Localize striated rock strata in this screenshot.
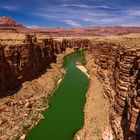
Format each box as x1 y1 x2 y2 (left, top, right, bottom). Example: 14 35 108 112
0 16 25 32
90 40 140 139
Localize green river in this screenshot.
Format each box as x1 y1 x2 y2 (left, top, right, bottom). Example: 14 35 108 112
25 51 89 140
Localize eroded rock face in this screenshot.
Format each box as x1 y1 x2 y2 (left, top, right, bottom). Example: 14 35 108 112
0 35 90 97
0 35 61 96
90 41 140 139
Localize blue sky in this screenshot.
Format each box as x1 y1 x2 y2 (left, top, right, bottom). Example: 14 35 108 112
0 0 140 27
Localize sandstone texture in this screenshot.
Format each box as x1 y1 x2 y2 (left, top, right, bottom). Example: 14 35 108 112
0 35 59 96
89 35 140 139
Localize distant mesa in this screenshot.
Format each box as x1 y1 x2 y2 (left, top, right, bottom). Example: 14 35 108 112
0 16 25 32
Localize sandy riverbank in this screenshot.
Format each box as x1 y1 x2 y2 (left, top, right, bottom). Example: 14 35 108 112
74 53 113 140
76 63 89 78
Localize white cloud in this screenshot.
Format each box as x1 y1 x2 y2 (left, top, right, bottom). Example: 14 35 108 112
60 4 91 8
87 12 111 17
127 10 140 16
26 25 40 28
83 17 120 24
96 5 112 9
60 4 112 9
122 22 140 27
0 5 19 11
65 20 82 27
37 13 59 19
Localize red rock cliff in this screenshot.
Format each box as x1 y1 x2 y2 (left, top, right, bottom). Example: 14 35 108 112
0 35 90 97
0 35 64 96
90 41 140 139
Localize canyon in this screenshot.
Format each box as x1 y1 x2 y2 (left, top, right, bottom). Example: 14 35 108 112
0 16 140 140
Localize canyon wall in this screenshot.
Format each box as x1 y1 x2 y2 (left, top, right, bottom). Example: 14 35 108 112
0 35 59 96
0 35 90 97
90 41 140 139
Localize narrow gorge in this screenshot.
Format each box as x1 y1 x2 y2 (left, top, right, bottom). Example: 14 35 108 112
0 33 140 140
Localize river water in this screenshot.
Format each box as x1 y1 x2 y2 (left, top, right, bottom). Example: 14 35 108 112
25 51 89 140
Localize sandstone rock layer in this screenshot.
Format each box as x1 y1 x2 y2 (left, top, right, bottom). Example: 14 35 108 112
90 40 140 139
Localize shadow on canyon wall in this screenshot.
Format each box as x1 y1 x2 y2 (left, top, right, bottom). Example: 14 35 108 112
0 35 58 98
0 34 91 98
